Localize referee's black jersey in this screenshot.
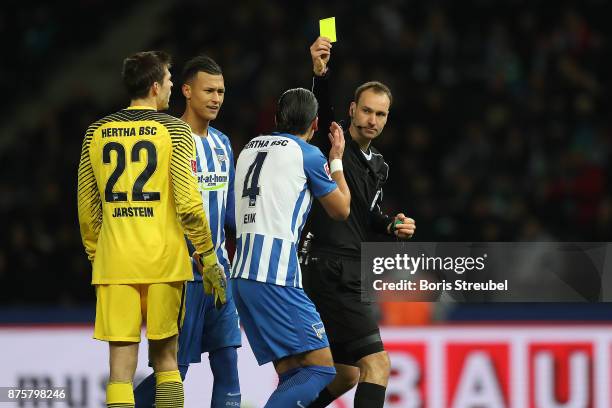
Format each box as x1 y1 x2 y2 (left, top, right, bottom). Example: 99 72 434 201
305 73 393 259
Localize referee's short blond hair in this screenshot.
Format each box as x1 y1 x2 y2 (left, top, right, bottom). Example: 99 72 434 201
354 81 393 107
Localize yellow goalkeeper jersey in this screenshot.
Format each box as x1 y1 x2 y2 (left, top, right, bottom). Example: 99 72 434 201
77 106 214 284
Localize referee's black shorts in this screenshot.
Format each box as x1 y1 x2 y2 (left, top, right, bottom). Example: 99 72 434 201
301 252 384 366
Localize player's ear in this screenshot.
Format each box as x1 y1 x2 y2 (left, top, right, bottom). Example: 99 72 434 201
151 81 160 97
312 116 319 132
182 83 191 99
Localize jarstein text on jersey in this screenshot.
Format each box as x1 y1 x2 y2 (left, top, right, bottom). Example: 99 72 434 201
101 126 158 137
112 206 154 218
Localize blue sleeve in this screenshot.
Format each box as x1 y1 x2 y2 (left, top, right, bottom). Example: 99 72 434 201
225 139 236 232
302 145 337 198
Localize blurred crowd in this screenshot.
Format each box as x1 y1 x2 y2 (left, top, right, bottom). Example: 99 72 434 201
1 0 137 111
1 0 610 306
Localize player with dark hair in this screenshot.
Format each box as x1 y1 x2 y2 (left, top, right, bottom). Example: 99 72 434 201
77 50 226 408
231 87 351 407
134 54 241 408
303 38 416 408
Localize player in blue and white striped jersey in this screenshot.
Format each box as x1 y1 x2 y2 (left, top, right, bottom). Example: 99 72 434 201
232 88 351 407
135 55 241 408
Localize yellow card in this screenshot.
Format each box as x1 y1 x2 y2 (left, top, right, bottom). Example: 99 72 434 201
319 17 337 42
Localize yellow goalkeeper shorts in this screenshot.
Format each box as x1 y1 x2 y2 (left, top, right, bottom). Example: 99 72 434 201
94 282 186 342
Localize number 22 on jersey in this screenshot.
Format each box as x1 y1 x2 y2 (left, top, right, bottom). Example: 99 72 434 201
102 140 161 202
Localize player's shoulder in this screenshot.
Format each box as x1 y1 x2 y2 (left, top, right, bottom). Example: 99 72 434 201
273 132 321 154
277 133 327 169
209 126 232 146
149 112 189 130
86 109 187 131
85 109 128 134
294 136 325 160
143 113 192 140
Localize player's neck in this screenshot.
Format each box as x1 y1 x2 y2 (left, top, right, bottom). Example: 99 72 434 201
295 129 314 142
181 111 210 137
348 125 372 152
130 97 157 110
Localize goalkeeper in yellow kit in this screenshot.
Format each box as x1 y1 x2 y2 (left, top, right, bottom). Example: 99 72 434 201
77 50 226 408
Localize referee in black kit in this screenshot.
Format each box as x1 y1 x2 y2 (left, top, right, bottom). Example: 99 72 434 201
301 37 416 408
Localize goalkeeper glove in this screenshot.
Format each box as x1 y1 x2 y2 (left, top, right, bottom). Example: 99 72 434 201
192 250 227 309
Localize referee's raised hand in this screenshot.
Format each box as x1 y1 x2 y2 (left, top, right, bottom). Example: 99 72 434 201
310 36 332 76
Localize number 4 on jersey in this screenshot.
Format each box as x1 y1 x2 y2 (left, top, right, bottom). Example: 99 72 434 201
242 151 268 207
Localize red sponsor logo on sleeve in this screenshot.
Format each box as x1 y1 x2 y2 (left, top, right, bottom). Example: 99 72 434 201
324 162 331 179
191 159 197 174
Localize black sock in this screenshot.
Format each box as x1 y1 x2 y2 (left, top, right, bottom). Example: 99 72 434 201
307 387 336 408
354 382 386 408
